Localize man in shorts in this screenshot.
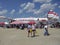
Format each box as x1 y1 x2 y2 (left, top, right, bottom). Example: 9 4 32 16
32 24 36 37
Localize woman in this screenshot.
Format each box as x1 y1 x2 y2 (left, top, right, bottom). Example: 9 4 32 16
27 24 32 37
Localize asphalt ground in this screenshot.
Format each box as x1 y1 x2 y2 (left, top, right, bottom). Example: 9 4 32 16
0 27 60 45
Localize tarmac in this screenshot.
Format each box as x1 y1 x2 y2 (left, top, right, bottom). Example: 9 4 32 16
0 27 60 45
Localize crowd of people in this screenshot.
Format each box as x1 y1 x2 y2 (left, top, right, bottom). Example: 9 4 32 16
27 24 49 37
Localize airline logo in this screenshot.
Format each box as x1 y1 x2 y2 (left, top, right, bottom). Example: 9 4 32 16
48 10 59 19
48 10 54 18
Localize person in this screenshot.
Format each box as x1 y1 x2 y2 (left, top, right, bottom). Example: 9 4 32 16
44 24 49 36
16 25 19 29
27 24 32 37
32 24 36 37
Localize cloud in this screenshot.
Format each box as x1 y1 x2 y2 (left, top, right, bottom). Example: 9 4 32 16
24 2 35 13
20 3 26 8
0 6 2 8
19 2 35 14
19 2 58 17
19 3 26 14
19 9 23 14
0 10 8 15
23 2 35 10
58 6 60 8
34 3 58 15
10 9 15 14
33 0 52 3
0 5 2 8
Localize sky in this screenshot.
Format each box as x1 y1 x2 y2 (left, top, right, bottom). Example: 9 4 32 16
0 0 60 19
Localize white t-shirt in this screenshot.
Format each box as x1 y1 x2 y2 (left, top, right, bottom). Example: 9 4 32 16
28 25 31 29
32 25 35 30
44 25 48 32
44 25 48 29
